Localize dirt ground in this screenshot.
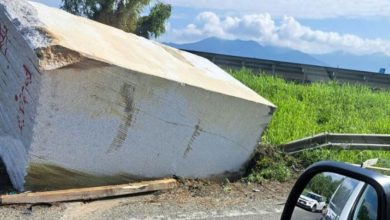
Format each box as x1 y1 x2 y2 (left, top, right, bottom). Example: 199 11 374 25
0 178 295 220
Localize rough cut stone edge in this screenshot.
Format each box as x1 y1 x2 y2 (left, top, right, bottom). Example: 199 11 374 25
0 0 51 49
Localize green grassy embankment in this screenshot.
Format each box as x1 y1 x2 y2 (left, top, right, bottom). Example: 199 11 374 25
230 69 390 182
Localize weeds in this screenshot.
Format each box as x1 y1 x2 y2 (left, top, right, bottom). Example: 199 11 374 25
245 144 298 183
231 69 390 182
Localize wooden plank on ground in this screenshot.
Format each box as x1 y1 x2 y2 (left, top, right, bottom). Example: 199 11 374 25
0 178 177 205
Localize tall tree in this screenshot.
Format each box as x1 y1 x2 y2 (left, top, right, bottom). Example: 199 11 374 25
307 173 343 200
61 0 171 39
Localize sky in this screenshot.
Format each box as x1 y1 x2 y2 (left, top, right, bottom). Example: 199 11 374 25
31 0 390 57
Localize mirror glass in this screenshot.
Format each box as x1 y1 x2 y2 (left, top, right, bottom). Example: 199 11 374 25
291 172 378 220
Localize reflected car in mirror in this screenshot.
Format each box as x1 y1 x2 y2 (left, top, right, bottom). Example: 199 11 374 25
281 161 390 220
297 191 327 212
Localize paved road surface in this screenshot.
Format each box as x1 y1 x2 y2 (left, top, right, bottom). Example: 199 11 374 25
292 206 325 220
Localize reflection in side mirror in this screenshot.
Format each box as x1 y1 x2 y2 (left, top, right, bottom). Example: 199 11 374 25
291 172 378 220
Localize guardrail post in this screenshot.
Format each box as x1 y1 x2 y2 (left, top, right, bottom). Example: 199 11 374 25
241 60 246 69
301 66 306 83
272 64 276 75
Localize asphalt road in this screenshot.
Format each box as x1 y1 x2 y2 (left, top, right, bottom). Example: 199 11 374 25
292 206 325 220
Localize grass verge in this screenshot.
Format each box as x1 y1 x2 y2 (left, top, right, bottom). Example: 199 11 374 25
230 69 390 182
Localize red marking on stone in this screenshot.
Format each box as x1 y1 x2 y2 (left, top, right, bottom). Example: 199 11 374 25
19 106 24 114
15 65 34 132
24 65 32 82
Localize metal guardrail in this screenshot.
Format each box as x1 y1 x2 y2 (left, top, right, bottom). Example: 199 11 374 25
281 133 390 154
186 50 390 89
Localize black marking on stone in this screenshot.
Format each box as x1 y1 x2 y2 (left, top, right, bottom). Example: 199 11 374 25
108 83 136 153
183 120 202 158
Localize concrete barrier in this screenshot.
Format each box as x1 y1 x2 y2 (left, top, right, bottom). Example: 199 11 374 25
186 50 390 89
0 0 275 191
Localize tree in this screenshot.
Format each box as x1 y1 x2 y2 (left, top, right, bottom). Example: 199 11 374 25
307 173 343 200
357 205 371 220
61 0 171 39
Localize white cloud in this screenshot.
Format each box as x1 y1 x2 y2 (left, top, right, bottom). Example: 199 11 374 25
167 12 390 56
162 0 390 19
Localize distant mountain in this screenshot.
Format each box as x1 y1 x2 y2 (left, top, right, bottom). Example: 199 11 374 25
165 37 326 66
314 52 390 73
165 38 390 73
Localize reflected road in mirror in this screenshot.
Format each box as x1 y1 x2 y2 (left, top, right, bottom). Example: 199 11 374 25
293 206 324 220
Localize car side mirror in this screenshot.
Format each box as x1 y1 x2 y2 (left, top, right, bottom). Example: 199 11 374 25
281 161 390 220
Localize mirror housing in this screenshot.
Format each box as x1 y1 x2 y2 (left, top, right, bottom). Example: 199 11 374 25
281 161 390 220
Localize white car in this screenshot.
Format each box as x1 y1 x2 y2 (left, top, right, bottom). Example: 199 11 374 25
297 191 327 212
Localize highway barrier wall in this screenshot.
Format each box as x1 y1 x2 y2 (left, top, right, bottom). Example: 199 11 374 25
186 50 390 89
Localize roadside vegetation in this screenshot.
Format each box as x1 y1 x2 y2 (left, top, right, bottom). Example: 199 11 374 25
230 68 390 182
61 0 171 39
